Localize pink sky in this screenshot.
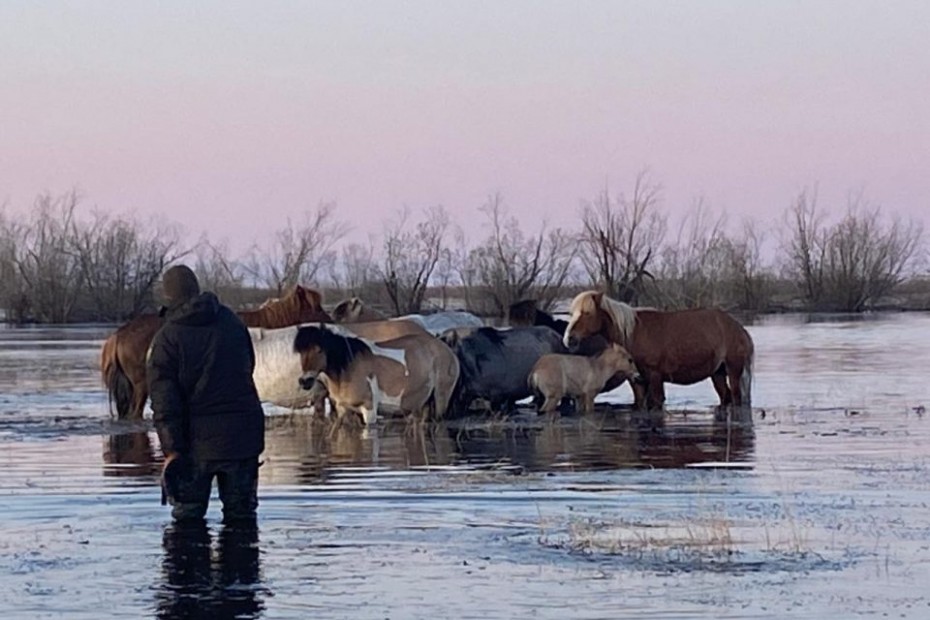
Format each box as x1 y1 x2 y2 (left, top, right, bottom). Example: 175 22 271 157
1 1 927 253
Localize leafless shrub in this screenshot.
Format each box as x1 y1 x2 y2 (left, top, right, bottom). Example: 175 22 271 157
377 205 451 315
653 201 732 308
578 171 667 304
324 240 386 307
781 188 923 311
725 220 775 311
6 191 84 323
245 202 349 296
192 237 250 308
69 211 185 320
0 208 29 322
461 194 577 317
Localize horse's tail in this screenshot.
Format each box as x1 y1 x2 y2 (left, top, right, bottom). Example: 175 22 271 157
739 348 754 407
100 334 133 419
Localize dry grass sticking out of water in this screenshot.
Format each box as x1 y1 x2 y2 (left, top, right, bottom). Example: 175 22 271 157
546 513 737 564
536 499 826 573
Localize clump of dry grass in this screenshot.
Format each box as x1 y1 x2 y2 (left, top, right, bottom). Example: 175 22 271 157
552 514 737 562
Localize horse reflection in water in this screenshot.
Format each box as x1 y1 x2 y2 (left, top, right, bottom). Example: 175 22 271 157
261 408 755 482
102 431 156 478
155 520 265 620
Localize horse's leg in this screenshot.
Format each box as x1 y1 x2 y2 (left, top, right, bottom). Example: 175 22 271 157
711 365 732 408
540 395 560 413
726 362 745 407
645 375 666 411
123 355 149 420
637 371 662 411
631 381 648 410
580 393 596 414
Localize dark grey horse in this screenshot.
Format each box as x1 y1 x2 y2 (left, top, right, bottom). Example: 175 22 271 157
508 299 568 336
439 326 567 415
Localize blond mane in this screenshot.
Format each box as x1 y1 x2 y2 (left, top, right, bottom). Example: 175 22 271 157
565 290 638 348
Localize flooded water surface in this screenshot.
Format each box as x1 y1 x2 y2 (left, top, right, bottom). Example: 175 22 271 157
2 314 930 618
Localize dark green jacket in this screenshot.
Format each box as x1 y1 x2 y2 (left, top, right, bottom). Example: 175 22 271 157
147 292 264 461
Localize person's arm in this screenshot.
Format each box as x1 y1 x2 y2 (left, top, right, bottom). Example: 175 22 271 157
146 330 188 456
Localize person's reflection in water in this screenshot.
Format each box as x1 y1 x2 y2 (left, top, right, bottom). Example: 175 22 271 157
156 519 265 619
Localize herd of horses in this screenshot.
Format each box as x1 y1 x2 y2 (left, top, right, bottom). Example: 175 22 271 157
99 287 754 425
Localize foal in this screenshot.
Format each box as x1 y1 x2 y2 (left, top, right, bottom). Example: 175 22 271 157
529 343 640 414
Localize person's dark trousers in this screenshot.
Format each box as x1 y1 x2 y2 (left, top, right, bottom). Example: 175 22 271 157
167 457 259 522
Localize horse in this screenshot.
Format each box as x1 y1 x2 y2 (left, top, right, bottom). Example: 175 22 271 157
100 284 332 419
237 285 333 328
249 320 429 410
562 290 754 410
438 326 568 415
508 299 569 336
332 297 388 323
529 343 640 414
293 325 460 426
250 312 482 411
396 310 484 335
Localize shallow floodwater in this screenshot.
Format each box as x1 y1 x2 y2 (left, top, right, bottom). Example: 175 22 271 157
1 314 929 618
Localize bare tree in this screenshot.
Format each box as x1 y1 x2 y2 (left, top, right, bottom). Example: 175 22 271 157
10 191 84 323
0 208 30 322
781 188 828 306
578 170 667 303
246 202 349 295
328 241 376 292
377 206 450 315
326 240 386 308
462 194 577 317
724 219 774 311
654 200 732 308
69 212 185 320
781 188 923 311
192 237 249 308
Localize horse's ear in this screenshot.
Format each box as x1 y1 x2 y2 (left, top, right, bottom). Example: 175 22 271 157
592 291 604 308
350 298 361 311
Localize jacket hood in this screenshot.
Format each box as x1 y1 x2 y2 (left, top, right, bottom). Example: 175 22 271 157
162 292 220 326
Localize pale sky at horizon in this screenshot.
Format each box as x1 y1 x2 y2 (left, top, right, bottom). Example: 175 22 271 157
1 1 927 254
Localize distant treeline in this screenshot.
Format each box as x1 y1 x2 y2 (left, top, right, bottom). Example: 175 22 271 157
1 177 926 324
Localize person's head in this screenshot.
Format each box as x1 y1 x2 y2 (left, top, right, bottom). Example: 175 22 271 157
161 265 200 307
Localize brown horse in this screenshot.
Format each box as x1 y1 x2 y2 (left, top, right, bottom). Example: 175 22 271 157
100 284 333 419
332 297 388 323
562 291 754 410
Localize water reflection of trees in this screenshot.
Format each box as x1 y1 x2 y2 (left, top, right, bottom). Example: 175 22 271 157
261 408 755 485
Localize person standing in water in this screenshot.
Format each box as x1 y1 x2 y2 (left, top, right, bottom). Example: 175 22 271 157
147 264 265 522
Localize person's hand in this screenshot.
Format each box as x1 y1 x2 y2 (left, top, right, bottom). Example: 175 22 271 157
162 452 181 474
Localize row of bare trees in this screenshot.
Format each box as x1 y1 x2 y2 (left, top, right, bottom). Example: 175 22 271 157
0 179 925 323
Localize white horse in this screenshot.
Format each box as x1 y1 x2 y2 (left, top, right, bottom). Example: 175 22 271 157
250 311 483 410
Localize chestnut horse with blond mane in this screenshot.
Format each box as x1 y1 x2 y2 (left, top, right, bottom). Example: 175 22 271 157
100 284 332 419
562 291 753 411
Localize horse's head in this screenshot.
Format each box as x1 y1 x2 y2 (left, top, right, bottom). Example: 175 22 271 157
332 297 363 323
295 285 333 323
563 290 636 350
293 325 330 387
300 370 330 409
599 343 641 383
564 291 608 348
508 299 538 327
